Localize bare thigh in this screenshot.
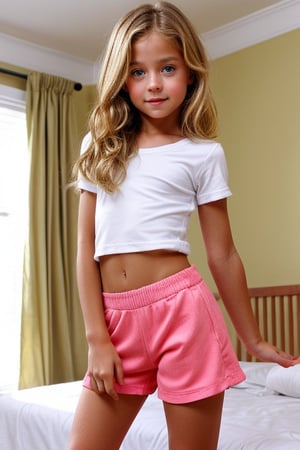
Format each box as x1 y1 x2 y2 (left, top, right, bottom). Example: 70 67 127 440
67 388 147 450
163 392 224 450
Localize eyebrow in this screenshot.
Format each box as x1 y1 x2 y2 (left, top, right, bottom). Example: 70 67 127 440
129 56 180 66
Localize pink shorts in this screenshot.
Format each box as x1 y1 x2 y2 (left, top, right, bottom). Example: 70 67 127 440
83 265 245 403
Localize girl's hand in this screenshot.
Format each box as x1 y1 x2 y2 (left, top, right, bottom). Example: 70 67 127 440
247 340 300 367
88 341 123 400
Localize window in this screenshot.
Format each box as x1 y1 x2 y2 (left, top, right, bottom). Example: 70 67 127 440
0 85 28 392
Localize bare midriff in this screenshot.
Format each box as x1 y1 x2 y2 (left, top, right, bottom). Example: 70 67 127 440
99 250 190 293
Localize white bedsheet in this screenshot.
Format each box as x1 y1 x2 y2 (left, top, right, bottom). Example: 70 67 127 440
0 362 299 450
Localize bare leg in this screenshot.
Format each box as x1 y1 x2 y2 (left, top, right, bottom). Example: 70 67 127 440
163 392 224 450
68 388 147 450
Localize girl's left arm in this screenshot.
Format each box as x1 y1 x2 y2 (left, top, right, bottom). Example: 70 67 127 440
198 198 300 366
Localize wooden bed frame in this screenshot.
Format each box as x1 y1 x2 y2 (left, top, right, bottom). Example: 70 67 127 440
217 284 300 361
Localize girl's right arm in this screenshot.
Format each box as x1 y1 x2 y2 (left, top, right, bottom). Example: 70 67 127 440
77 190 123 400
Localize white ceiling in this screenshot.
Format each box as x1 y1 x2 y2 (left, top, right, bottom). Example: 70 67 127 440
1 0 299 84
0 0 285 61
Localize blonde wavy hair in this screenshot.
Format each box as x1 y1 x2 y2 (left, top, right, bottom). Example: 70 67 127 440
75 1 218 193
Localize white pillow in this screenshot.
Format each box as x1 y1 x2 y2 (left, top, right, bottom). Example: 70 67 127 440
266 365 300 398
235 362 275 388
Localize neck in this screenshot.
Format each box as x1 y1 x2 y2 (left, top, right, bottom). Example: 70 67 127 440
137 131 185 148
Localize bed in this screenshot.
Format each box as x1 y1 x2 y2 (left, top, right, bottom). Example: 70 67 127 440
1 284 299 450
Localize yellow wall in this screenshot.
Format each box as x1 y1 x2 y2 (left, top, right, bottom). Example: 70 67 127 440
188 28 300 290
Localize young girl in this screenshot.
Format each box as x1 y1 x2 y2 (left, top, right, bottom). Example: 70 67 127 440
68 2 299 449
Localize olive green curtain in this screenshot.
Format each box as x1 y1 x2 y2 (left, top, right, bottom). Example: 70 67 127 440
19 72 86 388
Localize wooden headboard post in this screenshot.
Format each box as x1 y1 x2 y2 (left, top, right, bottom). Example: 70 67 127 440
216 285 300 361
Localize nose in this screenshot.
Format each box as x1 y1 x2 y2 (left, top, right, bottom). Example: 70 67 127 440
147 72 162 91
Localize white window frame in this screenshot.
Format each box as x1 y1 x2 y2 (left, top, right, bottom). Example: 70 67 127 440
0 84 26 111
0 83 26 392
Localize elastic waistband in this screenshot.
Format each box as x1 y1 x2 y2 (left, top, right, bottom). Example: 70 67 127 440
103 265 202 310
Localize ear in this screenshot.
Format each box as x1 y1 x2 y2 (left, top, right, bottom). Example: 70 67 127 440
122 83 128 92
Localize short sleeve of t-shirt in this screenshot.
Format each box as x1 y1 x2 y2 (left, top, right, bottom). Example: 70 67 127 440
77 133 97 194
196 143 231 205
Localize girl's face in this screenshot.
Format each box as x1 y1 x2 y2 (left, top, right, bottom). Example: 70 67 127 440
125 31 192 126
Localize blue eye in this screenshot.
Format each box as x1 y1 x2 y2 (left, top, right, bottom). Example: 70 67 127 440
163 65 175 73
131 69 145 77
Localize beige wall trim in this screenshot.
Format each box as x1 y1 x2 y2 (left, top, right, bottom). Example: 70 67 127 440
202 0 300 59
0 32 97 86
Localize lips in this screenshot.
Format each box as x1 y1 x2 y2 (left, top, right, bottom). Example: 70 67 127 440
146 98 167 105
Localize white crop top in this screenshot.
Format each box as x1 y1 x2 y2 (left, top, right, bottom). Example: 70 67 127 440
78 134 232 260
